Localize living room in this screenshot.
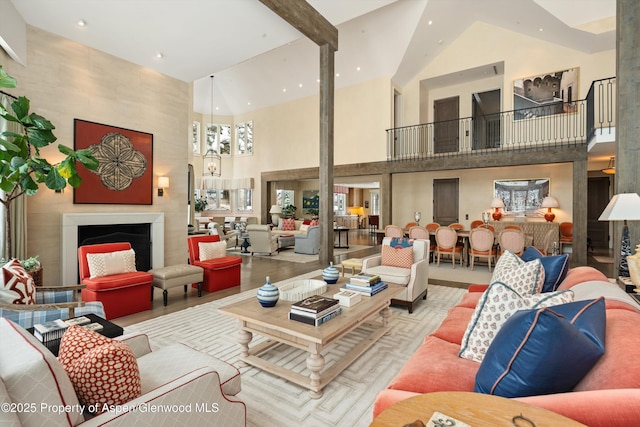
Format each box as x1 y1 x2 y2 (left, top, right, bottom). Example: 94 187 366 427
2 0 636 426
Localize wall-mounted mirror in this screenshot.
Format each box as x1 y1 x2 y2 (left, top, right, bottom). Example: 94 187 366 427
494 178 549 216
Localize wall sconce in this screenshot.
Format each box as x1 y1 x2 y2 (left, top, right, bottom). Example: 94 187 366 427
158 176 169 197
541 195 559 222
490 197 505 220
602 157 616 175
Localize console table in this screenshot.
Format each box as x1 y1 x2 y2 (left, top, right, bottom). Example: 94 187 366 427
490 221 559 251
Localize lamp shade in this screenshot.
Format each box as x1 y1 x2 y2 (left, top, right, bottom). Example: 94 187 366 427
490 197 505 208
269 205 282 214
158 176 170 188
598 193 640 221
541 196 558 208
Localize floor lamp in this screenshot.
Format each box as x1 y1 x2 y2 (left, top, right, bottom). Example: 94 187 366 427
598 193 640 277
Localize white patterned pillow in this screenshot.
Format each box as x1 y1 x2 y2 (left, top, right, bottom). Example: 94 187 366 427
458 282 574 363
491 250 545 295
199 241 227 261
86 249 137 278
0 259 36 305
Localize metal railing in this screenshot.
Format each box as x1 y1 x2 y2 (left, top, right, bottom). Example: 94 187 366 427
387 77 616 161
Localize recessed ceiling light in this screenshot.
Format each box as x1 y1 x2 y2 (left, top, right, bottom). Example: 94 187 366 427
428 20 433 26
247 102 251 106
298 83 303 88
438 40 443 45
356 67 361 71
336 73 340 77
77 19 87 27
316 79 320 83
156 53 164 59
539 28 543 32
282 88 287 92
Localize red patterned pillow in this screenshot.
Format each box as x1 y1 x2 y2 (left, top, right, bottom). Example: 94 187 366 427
381 245 413 268
58 326 141 412
282 219 296 231
310 219 319 226
0 259 36 305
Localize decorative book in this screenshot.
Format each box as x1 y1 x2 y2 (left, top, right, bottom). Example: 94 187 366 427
333 290 361 307
349 273 381 286
33 319 69 342
289 307 342 326
64 316 91 326
291 295 339 313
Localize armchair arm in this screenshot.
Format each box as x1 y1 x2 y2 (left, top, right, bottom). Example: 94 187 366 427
115 333 152 358
81 368 246 427
406 258 429 300
362 254 382 270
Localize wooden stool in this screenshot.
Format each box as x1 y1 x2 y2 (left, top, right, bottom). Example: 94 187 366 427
341 258 363 276
149 264 204 306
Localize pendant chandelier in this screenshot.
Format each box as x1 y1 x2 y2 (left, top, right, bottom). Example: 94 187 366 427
203 75 221 177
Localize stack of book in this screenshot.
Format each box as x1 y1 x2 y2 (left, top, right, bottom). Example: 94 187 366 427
342 273 388 296
33 319 69 343
288 295 342 326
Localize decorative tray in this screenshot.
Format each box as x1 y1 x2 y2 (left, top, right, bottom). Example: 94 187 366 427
278 279 327 301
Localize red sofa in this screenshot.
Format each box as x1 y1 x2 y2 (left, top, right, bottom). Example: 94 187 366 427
373 266 640 426
78 242 153 320
187 235 242 293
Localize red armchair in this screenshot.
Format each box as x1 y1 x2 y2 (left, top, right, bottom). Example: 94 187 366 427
78 242 153 320
187 235 242 293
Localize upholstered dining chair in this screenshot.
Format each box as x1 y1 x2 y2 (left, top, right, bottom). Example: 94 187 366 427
470 220 484 229
425 223 440 259
559 222 573 253
504 225 523 231
448 223 464 231
408 226 429 240
468 227 497 272
404 222 418 231
384 225 404 238
540 228 560 255
498 229 525 256
435 226 463 268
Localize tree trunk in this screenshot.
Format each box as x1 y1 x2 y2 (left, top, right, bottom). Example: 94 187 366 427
2 201 11 259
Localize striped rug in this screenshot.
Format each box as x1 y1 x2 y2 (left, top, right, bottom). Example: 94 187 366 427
125 271 466 426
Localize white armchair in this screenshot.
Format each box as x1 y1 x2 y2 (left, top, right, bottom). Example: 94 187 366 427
0 318 245 426
246 224 278 255
360 237 429 313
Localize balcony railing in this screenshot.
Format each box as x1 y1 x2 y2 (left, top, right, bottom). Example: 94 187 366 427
387 77 616 160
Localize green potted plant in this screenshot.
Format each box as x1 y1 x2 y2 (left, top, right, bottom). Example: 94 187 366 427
194 196 208 213
0 255 42 285
0 65 98 258
282 204 297 219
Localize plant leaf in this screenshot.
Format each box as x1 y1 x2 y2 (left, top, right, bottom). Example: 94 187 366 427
44 167 65 190
0 66 17 89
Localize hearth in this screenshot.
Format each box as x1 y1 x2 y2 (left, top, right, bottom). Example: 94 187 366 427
78 223 151 272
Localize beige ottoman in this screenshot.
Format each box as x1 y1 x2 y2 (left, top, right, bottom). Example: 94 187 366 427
149 264 204 306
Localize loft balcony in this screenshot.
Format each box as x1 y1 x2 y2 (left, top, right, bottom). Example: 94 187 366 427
386 77 616 162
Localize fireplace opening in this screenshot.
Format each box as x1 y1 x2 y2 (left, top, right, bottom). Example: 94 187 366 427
78 223 152 279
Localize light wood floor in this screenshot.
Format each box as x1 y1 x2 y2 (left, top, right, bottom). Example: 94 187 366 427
116 229 381 327
115 229 614 327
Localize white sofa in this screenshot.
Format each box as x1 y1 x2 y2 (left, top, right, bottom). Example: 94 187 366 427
361 237 429 313
271 219 315 237
0 318 245 426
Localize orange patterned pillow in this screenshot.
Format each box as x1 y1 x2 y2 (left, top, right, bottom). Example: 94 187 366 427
310 219 319 226
58 326 141 412
381 245 413 268
282 219 296 231
0 259 36 305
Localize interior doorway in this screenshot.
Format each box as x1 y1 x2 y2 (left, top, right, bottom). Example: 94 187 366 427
434 96 459 154
433 178 459 225
472 89 501 149
588 176 611 249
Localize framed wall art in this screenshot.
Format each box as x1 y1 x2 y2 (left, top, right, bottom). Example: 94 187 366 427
192 121 201 154
494 178 549 217
74 119 153 205
513 68 579 119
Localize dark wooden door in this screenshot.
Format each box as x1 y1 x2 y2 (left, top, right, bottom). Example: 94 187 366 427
433 178 459 225
587 177 610 248
434 97 459 154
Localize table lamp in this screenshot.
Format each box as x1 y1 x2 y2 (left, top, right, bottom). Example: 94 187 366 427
490 198 504 220
598 193 640 277
269 205 282 226
541 196 559 222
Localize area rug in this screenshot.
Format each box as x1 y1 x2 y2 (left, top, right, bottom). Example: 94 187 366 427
124 271 466 426
592 256 614 264
228 245 373 263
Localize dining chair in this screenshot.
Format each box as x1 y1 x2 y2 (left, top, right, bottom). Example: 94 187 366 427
559 222 573 253
435 226 463 268
449 223 464 230
384 225 404 238
408 225 429 240
498 229 525 256
468 227 497 272
404 222 418 231
504 225 522 231
425 223 440 232
540 228 559 255
470 220 484 229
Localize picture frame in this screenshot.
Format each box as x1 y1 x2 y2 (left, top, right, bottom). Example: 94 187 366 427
74 119 153 205
513 68 579 119
192 121 201 154
493 178 550 217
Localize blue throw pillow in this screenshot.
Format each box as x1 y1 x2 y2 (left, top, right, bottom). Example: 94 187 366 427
390 237 412 248
521 246 569 292
474 297 606 398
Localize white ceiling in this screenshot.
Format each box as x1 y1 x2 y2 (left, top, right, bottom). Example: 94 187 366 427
9 0 615 118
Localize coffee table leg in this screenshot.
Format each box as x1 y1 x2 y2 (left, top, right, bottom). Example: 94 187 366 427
237 328 253 367
306 352 325 399
380 305 392 327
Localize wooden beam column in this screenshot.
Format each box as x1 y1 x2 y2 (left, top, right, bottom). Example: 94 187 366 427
319 43 335 265
572 159 588 266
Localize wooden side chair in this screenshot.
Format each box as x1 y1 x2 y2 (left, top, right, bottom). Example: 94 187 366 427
435 226 463 268
384 225 404 238
469 227 497 272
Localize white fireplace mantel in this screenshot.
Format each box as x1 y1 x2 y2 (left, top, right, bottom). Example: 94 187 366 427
62 212 165 284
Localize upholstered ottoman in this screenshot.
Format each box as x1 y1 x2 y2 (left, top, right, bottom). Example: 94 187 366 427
149 264 204 306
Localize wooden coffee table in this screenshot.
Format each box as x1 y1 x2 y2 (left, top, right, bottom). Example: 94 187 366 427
219 279 402 398
371 391 586 426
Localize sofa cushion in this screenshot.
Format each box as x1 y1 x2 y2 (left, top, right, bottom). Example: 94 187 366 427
491 251 545 295
82 271 154 291
521 246 570 292
86 249 137 278
0 259 36 305
199 241 227 261
381 245 413 268
282 218 296 231
362 265 411 286
0 318 84 426
59 325 141 412
475 298 606 398
557 266 608 290
459 282 574 362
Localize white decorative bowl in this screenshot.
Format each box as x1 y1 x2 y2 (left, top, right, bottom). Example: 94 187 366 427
278 279 327 301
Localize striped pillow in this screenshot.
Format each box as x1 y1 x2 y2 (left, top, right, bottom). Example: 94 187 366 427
381 245 413 268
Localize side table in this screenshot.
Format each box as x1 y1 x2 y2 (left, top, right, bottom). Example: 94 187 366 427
371 391 586 426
